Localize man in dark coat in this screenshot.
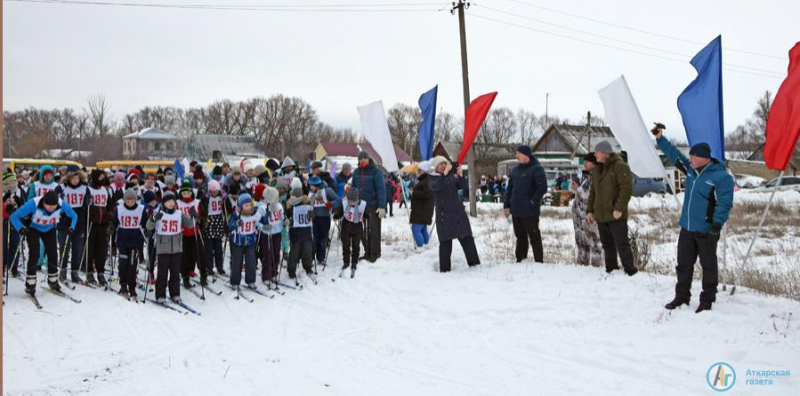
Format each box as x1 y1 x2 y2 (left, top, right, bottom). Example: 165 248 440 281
428 156 480 272
504 145 548 263
409 161 434 248
350 151 387 262
587 140 637 276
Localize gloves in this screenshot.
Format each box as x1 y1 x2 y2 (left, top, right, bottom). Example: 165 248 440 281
707 223 722 244
67 227 75 236
325 202 332 210
503 208 510 218
651 122 666 136
377 208 386 219
264 223 272 232
19 227 28 236
236 219 243 228
189 207 198 219
153 211 164 221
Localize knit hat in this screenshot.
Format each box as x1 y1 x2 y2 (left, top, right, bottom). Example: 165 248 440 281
594 141 614 154
584 152 598 165
128 168 142 179
346 187 360 202
165 175 176 186
275 178 289 191
143 190 157 204
243 161 255 173
430 156 449 171
266 159 281 171
228 184 241 196
42 191 59 206
516 145 534 159
689 142 712 159
310 161 323 170
231 165 242 175
308 176 322 187
418 160 431 173
253 184 266 202
123 188 137 201
42 167 54 178
3 170 17 184
178 179 193 197
290 177 303 191
162 191 176 204
208 180 221 192
237 193 253 207
264 186 280 205
291 187 303 198
254 164 266 176
341 163 352 172
114 171 125 181
193 170 204 181
358 151 370 160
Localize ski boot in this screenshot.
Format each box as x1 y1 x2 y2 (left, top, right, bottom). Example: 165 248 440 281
47 275 62 293
246 283 257 291
217 268 227 276
71 270 83 283
118 284 129 298
171 296 182 304
156 297 167 304
25 276 37 296
86 271 98 285
182 276 193 289
58 270 67 282
97 273 108 287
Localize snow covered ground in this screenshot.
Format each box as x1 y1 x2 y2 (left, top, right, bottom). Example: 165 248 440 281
3 198 799 395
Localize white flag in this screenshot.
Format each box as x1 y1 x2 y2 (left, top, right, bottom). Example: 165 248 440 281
598 76 665 179
357 100 399 172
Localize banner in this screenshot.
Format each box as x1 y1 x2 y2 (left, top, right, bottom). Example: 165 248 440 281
357 100 399 172
418 85 438 161
764 42 800 171
678 35 725 161
174 159 184 181
458 92 498 163
598 75 666 178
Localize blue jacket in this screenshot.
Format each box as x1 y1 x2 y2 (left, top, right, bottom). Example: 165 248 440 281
11 196 78 233
308 185 340 218
351 159 386 209
227 211 268 247
658 137 734 233
335 171 350 198
504 157 548 218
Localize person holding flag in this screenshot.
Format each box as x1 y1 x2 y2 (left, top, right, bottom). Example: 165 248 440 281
653 125 734 313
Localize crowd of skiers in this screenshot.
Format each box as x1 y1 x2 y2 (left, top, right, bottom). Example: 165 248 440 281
3 124 734 313
2 152 390 306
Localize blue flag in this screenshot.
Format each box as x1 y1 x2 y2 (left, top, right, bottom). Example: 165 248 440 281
417 85 438 161
174 159 184 180
678 35 725 161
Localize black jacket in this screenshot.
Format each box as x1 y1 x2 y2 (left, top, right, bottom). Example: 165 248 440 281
429 170 472 241
504 157 548 218
409 174 434 225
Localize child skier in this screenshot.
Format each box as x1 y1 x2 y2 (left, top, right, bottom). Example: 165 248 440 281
227 193 267 290
307 176 340 267
200 180 227 277
146 191 193 304
340 188 366 278
176 179 205 287
3 170 24 278
258 186 283 286
86 169 114 286
142 190 159 284
55 170 88 283
285 187 314 282
113 189 147 299
10 191 78 295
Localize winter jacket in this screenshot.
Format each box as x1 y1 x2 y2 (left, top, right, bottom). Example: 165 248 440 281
429 170 473 241
409 174 434 225
335 171 350 198
351 158 386 209
87 177 115 226
113 202 147 249
3 190 25 221
657 137 734 233
587 153 633 223
27 165 58 200
146 209 193 254
308 185 340 218
200 194 228 239
286 197 314 243
11 196 78 233
228 210 267 247
223 173 249 194
56 181 89 231
504 157 548 218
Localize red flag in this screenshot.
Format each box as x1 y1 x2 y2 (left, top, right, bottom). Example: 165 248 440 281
458 92 498 163
764 42 800 171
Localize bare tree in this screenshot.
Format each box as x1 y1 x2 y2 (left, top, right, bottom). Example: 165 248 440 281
85 94 114 137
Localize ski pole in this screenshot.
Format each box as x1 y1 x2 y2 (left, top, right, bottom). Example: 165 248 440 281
192 222 205 301
79 221 91 272
58 231 71 280
4 235 25 296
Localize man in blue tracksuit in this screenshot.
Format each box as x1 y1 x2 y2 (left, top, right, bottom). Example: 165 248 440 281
654 125 734 313
10 191 78 296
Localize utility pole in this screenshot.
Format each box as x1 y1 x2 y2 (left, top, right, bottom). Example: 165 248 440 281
545 93 549 127
453 0 477 217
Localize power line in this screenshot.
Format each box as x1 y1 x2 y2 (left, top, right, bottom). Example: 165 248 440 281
469 13 782 80
476 4 784 77
7 0 446 12
500 0 786 60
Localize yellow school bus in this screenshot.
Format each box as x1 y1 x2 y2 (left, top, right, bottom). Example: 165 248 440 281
3 158 83 173
95 160 174 175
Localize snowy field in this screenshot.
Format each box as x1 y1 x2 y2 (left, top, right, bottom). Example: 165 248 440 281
3 195 799 395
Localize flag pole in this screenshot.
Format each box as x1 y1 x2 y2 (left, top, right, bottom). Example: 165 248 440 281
731 169 785 295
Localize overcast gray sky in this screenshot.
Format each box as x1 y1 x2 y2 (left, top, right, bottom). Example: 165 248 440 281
3 0 796 139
